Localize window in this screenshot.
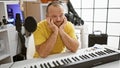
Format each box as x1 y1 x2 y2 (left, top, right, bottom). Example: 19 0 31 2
70 0 120 49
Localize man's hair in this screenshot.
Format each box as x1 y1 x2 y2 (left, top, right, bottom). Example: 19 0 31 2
46 1 63 13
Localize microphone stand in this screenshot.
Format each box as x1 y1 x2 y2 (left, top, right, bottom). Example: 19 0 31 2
19 0 27 59
13 1 27 61
14 13 26 61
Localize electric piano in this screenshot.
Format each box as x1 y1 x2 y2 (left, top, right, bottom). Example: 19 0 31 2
1 45 120 68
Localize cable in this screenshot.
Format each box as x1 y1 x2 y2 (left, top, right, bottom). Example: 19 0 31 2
9 62 15 68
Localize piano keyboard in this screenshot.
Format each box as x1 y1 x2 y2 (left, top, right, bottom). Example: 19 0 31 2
1 45 120 68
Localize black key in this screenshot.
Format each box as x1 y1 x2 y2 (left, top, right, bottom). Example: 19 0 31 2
47 62 52 68
66 58 72 63
101 51 106 55
67 58 72 63
96 52 102 56
103 51 107 54
100 51 106 55
75 57 80 61
56 60 61 66
99 51 104 55
30 66 33 68
100 51 105 55
72 57 77 61
64 59 69 63
79 56 85 60
104 50 110 54
98 51 102 56
91 53 96 57
91 53 97 57
53 61 58 66
34 65 37 68
61 59 66 64
89 53 94 57
82 55 88 59
104 48 114 54
103 50 107 53
105 48 115 53
85 55 90 58
40 64 44 68
44 63 48 68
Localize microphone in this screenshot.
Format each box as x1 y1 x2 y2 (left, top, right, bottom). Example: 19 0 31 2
2 16 8 25
24 16 37 33
23 16 37 37
15 13 22 32
15 13 37 37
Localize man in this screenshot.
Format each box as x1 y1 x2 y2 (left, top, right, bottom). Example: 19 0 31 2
33 1 79 58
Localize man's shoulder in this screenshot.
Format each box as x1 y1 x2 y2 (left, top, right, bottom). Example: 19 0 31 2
66 21 74 28
38 19 47 27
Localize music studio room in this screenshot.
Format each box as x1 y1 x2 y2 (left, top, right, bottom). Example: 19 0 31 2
0 0 120 68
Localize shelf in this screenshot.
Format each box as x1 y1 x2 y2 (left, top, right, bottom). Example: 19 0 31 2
0 1 20 64
0 28 7 32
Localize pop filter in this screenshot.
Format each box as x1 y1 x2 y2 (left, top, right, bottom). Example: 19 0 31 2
24 16 37 33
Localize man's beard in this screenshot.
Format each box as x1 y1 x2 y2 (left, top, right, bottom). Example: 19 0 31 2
54 21 63 27
54 19 64 27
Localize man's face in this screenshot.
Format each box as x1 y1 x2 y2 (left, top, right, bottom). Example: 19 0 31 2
47 5 65 27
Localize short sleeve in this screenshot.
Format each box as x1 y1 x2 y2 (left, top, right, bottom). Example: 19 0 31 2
65 22 77 40
33 23 46 46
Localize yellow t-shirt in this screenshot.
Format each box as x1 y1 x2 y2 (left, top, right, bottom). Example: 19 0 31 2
33 20 77 58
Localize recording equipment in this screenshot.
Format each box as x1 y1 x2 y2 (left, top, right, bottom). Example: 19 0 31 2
14 13 37 61
15 13 22 33
65 0 84 25
23 16 37 37
13 0 37 62
89 31 108 47
2 16 8 25
15 13 37 37
89 34 108 47
14 13 25 61
5 45 120 68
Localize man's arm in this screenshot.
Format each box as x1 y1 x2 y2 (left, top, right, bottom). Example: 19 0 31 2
36 31 58 58
59 29 79 52
59 18 79 52
36 18 58 58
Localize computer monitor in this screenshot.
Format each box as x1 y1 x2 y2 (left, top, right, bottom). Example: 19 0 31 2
7 4 24 25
